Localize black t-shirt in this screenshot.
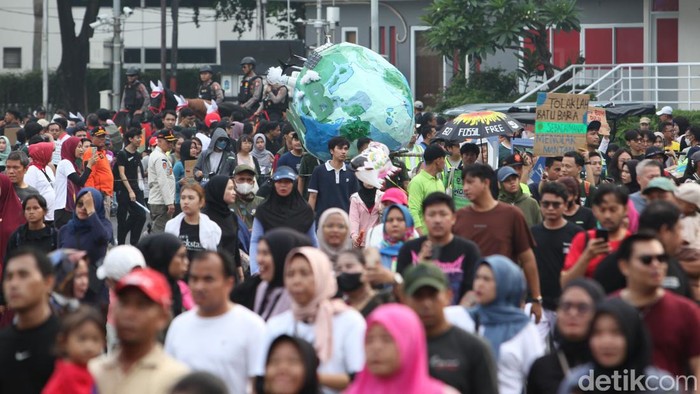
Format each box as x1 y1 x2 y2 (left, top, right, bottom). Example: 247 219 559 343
427 326 499 394
397 236 481 304
564 206 597 230
531 222 583 310
115 148 143 192
0 315 59 394
179 221 205 261
13 184 40 204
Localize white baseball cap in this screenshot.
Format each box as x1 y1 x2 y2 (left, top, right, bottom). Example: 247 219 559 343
97 245 146 280
656 106 673 116
414 100 424 110
675 183 700 211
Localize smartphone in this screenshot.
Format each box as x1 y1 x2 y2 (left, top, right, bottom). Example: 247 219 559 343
595 229 609 242
91 147 97 156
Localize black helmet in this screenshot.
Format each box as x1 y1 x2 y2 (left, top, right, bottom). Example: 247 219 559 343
199 65 213 73
240 56 256 67
126 66 140 76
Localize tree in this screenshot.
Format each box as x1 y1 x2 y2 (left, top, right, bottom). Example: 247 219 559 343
192 0 302 39
56 0 101 112
423 0 580 84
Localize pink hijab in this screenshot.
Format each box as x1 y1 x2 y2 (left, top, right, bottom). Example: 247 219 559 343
345 304 446 394
285 246 348 364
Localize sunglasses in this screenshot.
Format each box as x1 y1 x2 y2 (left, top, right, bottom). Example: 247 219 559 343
558 301 593 315
541 201 562 209
637 253 669 265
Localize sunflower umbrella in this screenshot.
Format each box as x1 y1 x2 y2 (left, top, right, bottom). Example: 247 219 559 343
438 111 524 141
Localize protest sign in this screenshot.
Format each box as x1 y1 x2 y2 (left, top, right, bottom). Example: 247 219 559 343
534 92 590 157
184 160 196 179
587 106 611 136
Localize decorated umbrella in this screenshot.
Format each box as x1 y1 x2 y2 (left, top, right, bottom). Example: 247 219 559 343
438 111 524 141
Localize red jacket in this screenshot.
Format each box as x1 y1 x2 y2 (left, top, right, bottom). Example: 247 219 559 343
42 360 95 394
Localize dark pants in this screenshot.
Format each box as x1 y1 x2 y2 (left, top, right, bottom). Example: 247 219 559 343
116 188 147 245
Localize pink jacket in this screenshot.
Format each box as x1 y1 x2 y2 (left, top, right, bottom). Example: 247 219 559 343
349 191 384 247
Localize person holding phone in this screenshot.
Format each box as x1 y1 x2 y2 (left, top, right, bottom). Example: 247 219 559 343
83 127 115 218
560 184 631 287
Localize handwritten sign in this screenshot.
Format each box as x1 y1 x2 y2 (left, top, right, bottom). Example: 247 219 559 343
587 107 610 136
184 160 196 179
534 92 590 157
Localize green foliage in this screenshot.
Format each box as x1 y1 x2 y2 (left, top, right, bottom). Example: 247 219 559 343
433 68 519 112
423 0 580 79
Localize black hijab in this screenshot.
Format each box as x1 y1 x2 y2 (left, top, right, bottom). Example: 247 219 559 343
357 185 377 210
591 298 652 385
553 279 606 363
255 179 315 234
203 175 239 260
180 140 195 162
261 228 313 288
263 335 320 394
137 233 184 317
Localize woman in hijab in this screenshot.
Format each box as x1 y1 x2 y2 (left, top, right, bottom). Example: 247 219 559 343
25 141 56 223
137 233 193 317
48 249 90 317
259 247 366 394
203 175 243 281
172 140 198 215
377 204 416 272
349 183 383 248
346 303 456 394
254 228 313 321
0 174 25 264
262 335 320 394
0 135 11 172
527 278 605 394
446 255 545 394
249 166 316 274
316 208 352 263
558 298 675 394
54 136 96 228
58 188 113 305
252 133 274 182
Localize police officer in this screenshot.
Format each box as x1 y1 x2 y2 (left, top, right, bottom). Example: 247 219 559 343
237 57 263 115
120 67 149 118
197 65 224 104
147 129 177 233
261 79 288 122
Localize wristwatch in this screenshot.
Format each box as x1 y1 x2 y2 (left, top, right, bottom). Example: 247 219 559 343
393 273 404 286
533 296 543 304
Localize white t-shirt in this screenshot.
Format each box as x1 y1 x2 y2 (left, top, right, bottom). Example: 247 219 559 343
208 151 223 175
24 165 56 221
255 309 366 394
54 159 77 211
52 133 70 165
165 305 266 394
444 305 545 394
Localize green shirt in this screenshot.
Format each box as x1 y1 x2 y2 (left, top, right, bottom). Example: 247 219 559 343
408 169 446 233
444 167 471 210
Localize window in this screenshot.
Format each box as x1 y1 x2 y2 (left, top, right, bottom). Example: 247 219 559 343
342 28 358 44
3 48 21 69
582 26 644 64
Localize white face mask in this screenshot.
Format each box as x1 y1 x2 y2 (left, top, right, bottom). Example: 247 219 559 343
236 182 254 195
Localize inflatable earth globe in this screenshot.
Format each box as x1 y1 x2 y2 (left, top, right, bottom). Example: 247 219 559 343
285 42 414 161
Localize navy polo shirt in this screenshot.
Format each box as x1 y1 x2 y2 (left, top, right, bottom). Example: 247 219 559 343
308 161 358 220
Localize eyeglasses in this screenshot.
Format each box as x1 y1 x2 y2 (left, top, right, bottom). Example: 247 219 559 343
637 254 669 265
559 301 593 315
541 201 562 209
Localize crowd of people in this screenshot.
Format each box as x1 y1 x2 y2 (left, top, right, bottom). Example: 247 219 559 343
0 96 699 394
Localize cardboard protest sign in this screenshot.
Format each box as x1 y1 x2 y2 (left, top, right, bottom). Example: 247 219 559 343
184 160 196 179
3 126 20 146
587 106 610 136
534 92 590 157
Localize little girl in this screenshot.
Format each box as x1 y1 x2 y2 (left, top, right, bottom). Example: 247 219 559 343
42 306 105 394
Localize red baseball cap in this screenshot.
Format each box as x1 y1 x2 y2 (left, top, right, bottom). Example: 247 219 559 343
115 268 172 309
381 188 408 206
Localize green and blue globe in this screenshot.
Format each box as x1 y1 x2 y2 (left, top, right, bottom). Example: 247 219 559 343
286 42 414 161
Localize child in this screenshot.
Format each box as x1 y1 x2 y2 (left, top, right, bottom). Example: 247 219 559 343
42 306 105 394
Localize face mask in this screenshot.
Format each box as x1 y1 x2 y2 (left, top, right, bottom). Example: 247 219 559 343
215 139 228 150
337 272 363 292
236 182 254 195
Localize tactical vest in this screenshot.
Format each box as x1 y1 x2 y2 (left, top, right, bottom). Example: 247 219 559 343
198 81 213 100
123 81 144 111
238 75 262 104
